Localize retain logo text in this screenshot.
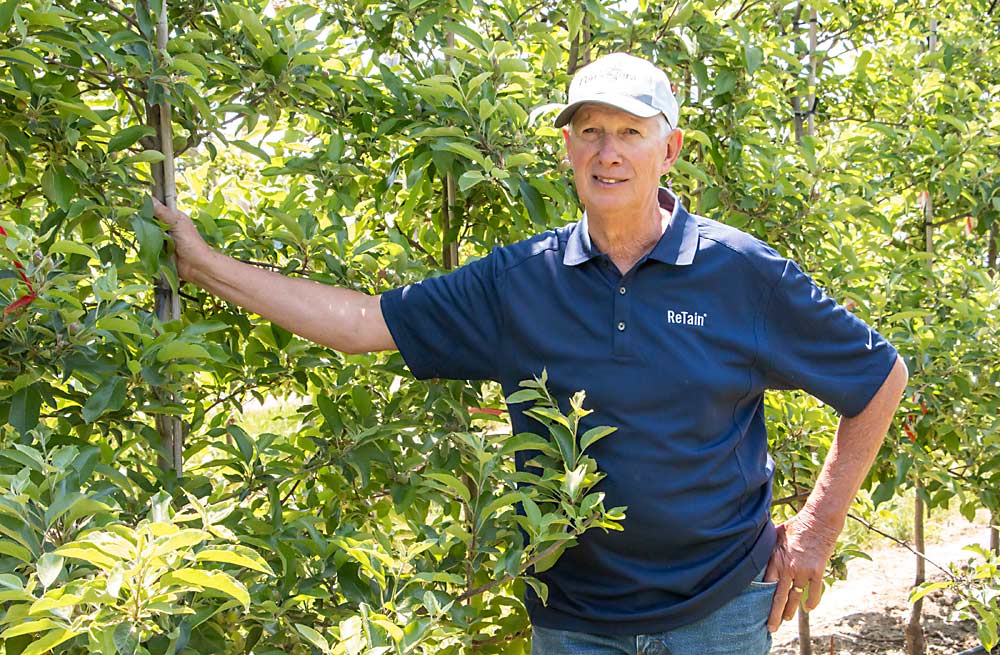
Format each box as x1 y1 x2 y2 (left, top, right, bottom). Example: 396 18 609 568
666 310 707 327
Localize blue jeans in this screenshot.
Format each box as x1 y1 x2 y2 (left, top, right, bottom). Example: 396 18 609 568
530 572 776 655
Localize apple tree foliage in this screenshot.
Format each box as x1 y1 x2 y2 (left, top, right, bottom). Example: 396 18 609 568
0 0 998 653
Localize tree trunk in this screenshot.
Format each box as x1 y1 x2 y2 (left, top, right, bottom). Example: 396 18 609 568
906 486 927 655
795 14 818 654
807 7 817 136
790 4 805 144
988 220 998 278
798 607 812 655
149 0 183 474
990 510 998 554
442 30 459 270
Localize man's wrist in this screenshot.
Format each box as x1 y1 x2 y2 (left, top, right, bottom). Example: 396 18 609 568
794 504 844 544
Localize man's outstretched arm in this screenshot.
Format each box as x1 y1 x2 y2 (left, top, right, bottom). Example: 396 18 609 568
765 354 909 631
153 199 396 355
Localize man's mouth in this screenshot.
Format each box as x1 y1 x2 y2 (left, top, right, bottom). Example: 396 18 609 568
594 176 626 185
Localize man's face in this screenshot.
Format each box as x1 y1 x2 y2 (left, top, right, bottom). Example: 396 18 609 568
562 104 683 218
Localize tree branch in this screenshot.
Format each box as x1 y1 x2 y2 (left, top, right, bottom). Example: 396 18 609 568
90 0 142 33
456 539 565 603
847 512 957 581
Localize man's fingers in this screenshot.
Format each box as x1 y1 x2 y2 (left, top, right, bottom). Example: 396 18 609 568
767 577 792 632
782 582 805 621
804 574 824 611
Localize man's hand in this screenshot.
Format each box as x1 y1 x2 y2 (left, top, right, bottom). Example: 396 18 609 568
151 197 211 281
763 511 839 632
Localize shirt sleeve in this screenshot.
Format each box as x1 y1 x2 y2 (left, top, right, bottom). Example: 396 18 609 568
760 258 898 418
379 251 504 382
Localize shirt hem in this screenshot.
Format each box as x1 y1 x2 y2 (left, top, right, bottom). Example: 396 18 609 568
525 521 777 636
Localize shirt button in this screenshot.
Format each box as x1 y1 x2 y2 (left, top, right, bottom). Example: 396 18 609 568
619 286 627 295
617 321 626 331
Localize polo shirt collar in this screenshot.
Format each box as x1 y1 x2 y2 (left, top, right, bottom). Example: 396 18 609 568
563 187 699 267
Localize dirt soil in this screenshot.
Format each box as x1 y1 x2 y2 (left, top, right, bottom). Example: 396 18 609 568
771 513 993 655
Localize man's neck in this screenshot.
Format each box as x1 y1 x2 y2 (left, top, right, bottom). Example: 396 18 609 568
587 197 672 274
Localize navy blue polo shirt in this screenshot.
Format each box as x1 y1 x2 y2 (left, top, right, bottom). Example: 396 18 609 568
379 189 898 635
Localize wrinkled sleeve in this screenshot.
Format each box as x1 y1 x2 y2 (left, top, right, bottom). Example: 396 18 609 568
760 259 898 417
379 252 503 382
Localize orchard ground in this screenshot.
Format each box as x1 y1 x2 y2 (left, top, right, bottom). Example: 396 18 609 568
772 509 992 655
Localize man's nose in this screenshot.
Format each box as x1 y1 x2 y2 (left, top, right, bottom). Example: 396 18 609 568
596 135 623 166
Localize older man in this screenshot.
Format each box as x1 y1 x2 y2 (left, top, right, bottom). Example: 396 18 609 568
155 53 907 655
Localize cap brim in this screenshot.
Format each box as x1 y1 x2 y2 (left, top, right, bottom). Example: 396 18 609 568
553 95 662 128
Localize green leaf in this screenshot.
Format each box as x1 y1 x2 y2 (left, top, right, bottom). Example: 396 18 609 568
436 140 489 170
20 628 79 655
130 214 163 272
0 0 19 33
0 47 44 68
36 553 63 588
714 70 737 96
113 623 138 655
0 619 61 640
49 239 100 261
907 580 950 603
423 473 472 504
194 546 275 576
262 53 289 76
157 340 211 361
54 543 118 569
501 432 557 456
458 170 485 192
50 99 109 128
95 316 144 336
82 377 127 423
580 426 617 452
744 45 763 75
125 149 165 164
351 385 372 418
230 139 271 163
294 624 330 654
479 491 527 521
161 569 250 609
41 167 77 210
518 178 546 225
526 406 571 430
505 152 536 168
9 383 42 435
523 576 548 605
149 529 211 559
506 388 543 404
979 618 998 652
521 496 541 528
45 491 85 528
0 573 22 589
0 541 32 562
107 125 155 153
226 425 255 463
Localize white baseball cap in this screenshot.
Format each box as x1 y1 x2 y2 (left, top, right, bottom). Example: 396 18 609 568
554 53 680 130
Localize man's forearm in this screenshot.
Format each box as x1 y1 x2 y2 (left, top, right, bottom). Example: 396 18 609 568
186 245 396 355
799 355 909 534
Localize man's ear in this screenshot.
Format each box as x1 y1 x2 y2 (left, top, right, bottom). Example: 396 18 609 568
661 128 685 175
562 126 571 150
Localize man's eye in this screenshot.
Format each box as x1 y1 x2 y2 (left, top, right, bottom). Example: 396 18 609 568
625 128 641 135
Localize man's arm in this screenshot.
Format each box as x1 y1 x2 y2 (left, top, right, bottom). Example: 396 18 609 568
153 200 396 354
765 354 908 632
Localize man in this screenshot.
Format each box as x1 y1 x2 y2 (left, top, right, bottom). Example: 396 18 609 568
155 53 907 654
